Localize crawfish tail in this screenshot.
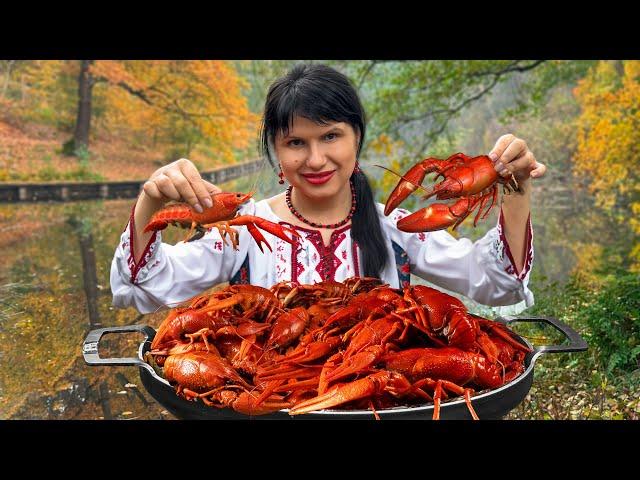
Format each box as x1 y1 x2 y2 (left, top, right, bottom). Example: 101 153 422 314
143 204 195 233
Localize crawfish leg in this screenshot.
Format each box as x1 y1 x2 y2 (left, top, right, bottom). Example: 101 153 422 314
200 221 240 249
463 389 480 420
184 327 217 352
190 221 239 248
289 375 381 415
450 196 482 231
469 187 498 228
228 215 300 246
413 378 478 420
252 379 287 407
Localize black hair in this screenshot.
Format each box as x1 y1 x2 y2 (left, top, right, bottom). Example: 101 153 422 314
260 63 389 279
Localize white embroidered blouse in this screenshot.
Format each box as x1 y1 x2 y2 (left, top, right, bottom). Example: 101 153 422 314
110 198 534 314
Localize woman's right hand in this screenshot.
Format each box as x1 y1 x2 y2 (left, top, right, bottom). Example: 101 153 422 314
142 158 221 213
132 159 221 264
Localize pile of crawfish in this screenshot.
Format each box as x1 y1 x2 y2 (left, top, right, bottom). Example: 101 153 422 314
146 277 531 419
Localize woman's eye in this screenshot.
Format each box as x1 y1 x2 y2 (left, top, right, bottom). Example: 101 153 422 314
288 139 303 147
325 133 337 141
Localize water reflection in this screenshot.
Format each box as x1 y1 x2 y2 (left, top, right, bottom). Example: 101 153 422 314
0 199 170 419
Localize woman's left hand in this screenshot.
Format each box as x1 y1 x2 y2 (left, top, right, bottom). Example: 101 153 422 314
488 134 546 184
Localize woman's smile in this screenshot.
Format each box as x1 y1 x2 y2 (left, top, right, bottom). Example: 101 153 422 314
300 170 336 185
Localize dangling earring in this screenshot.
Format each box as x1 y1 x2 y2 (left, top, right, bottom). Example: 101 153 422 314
278 167 285 185
353 161 361 174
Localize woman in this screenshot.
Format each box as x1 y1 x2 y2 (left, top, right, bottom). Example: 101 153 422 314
111 64 546 314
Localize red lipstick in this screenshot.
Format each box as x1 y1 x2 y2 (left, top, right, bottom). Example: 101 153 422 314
301 170 335 185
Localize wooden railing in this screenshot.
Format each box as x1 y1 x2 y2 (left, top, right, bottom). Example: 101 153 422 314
0 159 264 203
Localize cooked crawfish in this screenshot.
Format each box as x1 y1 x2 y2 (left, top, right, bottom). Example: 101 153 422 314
379 153 520 232
150 299 232 354
202 388 292 415
163 350 251 396
265 307 310 350
143 191 299 252
288 346 506 419
150 278 532 419
204 284 283 323
398 285 478 349
317 286 404 339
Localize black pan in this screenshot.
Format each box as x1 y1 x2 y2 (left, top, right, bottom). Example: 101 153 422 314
83 316 587 419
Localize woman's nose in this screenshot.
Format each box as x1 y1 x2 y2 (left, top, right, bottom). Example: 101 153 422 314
306 142 327 170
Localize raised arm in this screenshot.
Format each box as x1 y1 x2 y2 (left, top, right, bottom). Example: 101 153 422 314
488 134 546 274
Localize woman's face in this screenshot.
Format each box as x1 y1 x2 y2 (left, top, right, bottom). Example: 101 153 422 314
273 115 359 200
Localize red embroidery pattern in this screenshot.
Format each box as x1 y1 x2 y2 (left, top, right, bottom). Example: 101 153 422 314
392 208 410 223
325 229 348 280
352 240 360 277
498 209 533 280
304 231 335 281
240 265 249 283
283 222 352 282
126 201 159 284
285 224 305 283
270 232 290 282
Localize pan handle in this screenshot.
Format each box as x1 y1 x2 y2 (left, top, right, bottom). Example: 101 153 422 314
83 324 157 375
497 315 588 363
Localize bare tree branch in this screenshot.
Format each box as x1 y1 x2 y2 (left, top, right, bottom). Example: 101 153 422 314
357 60 378 89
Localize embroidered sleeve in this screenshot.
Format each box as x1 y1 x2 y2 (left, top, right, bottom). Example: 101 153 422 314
383 204 535 307
495 208 534 280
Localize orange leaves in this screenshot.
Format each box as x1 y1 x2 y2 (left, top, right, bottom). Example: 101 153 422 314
1 60 258 168
92 60 258 164
90 61 147 91
573 60 640 267
573 61 640 201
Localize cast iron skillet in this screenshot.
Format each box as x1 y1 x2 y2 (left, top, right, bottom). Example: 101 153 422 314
83 316 587 419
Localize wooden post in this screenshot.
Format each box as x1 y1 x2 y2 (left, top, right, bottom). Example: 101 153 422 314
78 231 101 328
98 381 113 420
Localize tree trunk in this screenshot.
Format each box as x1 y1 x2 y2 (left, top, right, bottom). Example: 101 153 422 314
79 231 101 328
611 60 625 77
1 60 16 99
73 60 94 153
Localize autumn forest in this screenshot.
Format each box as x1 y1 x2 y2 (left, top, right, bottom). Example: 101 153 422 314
0 60 637 420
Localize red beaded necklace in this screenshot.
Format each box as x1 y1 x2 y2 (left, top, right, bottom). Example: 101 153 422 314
285 181 356 229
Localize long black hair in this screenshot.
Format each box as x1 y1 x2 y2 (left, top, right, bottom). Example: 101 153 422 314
260 64 389 279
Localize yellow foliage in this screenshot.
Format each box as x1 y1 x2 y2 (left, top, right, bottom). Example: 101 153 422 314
1 60 258 166
2 61 74 125
370 133 400 156
92 60 259 164
570 242 604 284
573 61 640 268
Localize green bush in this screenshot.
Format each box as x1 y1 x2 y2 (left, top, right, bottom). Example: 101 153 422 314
581 272 640 373
530 270 640 376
